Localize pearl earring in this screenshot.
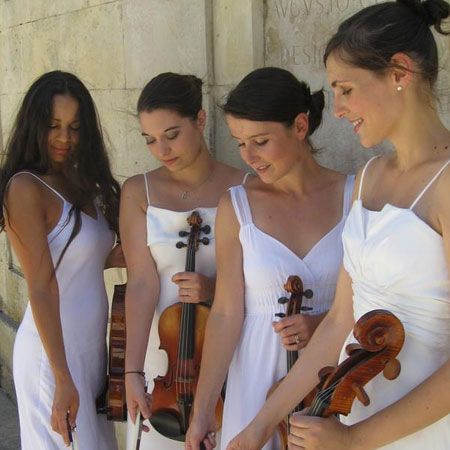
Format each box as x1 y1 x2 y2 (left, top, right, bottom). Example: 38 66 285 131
397 86 403 91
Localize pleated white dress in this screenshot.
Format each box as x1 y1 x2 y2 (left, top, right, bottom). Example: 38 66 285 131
126 173 248 449
12 172 118 450
340 157 450 449
221 175 355 450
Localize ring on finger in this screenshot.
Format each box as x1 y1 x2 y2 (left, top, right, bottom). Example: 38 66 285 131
294 334 300 345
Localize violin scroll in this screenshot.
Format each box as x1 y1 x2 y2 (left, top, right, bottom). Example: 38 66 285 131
310 309 405 418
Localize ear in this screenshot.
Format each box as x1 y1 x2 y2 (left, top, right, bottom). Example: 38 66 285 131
293 112 309 141
389 53 414 90
195 109 207 131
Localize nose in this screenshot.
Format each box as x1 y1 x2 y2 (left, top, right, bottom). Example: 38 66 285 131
333 95 347 119
56 127 70 143
154 139 170 158
240 145 259 166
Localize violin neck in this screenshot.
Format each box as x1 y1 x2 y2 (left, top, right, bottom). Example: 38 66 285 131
178 239 197 360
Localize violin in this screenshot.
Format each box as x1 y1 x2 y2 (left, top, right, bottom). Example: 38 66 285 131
306 309 404 418
150 211 223 442
267 275 313 449
96 282 127 421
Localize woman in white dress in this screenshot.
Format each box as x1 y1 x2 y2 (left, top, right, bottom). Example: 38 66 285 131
226 1 450 449
120 72 245 450
0 71 122 449
186 67 355 450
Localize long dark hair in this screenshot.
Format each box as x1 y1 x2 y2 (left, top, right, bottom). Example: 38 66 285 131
222 67 325 138
324 0 450 87
0 71 120 263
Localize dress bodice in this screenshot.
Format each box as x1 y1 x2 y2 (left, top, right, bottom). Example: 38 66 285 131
340 157 450 449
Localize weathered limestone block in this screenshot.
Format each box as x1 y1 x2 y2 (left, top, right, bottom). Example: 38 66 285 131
122 0 212 89
0 3 126 95
213 0 264 86
0 0 87 30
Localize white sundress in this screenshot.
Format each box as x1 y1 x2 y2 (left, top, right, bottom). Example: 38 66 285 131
340 157 450 449
12 172 118 450
221 174 355 450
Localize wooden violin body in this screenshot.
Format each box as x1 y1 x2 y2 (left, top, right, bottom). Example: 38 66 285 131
150 211 223 442
97 282 127 421
308 309 405 418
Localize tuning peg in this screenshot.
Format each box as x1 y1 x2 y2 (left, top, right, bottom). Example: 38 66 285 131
275 312 286 318
278 296 288 304
317 366 335 381
303 289 313 299
300 306 313 312
201 225 211 234
345 343 364 356
383 358 401 380
200 237 210 245
176 241 187 249
352 382 370 406
178 230 189 237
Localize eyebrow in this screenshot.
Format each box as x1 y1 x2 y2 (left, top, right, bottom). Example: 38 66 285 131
231 133 270 139
51 118 80 122
141 125 181 136
331 80 350 88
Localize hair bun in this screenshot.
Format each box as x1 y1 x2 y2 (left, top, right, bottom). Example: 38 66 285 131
422 0 450 30
397 0 450 31
308 89 325 136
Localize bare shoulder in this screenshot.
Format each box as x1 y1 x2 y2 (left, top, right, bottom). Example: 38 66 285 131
4 173 46 209
215 162 249 187
121 173 148 205
216 189 240 236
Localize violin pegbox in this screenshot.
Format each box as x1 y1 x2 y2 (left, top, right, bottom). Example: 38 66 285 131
275 275 313 319
176 211 211 249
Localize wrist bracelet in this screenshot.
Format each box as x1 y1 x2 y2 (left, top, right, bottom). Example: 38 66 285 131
125 370 145 377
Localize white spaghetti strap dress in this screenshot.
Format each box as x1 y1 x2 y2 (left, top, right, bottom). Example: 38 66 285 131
12 172 118 450
340 157 450 449
126 172 249 450
221 174 355 450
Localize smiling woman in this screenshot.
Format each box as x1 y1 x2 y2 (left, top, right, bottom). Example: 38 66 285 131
0 71 122 450
185 67 355 450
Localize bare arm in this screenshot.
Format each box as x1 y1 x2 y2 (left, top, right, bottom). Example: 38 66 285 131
186 191 246 450
4 175 78 446
120 175 159 422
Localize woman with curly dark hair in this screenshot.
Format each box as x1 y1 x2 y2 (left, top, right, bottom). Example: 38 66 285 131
1 70 122 449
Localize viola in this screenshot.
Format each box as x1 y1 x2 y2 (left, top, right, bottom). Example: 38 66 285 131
96 282 127 421
267 275 313 449
306 309 404 418
150 211 223 443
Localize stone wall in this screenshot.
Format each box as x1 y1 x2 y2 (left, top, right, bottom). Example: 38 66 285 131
1 0 449 447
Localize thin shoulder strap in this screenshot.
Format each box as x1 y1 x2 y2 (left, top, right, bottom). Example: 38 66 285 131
358 156 380 200
410 159 450 210
228 185 253 227
242 172 250 184
342 174 355 217
8 171 66 202
143 173 150 206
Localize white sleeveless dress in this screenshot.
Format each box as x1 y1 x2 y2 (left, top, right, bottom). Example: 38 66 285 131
126 173 248 450
221 175 355 450
12 172 118 450
340 157 450 449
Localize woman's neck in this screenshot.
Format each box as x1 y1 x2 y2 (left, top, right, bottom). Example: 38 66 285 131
389 99 450 170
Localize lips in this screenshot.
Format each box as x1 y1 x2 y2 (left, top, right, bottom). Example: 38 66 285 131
254 164 270 174
162 157 178 166
53 147 69 155
351 119 363 133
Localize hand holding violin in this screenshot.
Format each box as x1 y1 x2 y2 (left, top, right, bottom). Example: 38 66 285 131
288 412 353 450
125 373 152 427
172 272 215 303
185 412 217 450
273 313 324 351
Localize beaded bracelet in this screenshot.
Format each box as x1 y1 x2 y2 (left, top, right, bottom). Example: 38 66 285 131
125 370 145 377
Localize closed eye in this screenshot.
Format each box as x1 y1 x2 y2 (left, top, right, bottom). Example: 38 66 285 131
342 88 352 96
145 137 155 145
255 139 268 146
167 131 179 140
